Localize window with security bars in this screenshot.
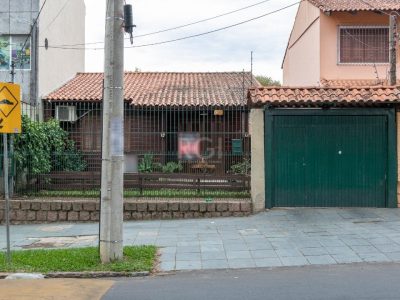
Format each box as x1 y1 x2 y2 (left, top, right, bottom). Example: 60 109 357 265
339 26 389 64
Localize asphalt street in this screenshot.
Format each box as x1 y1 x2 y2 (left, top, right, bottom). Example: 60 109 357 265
103 263 400 300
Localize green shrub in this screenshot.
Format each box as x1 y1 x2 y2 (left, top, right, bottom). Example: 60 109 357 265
13 115 86 175
138 154 184 174
138 154 162 173
230 159 251 175
162 161 183 173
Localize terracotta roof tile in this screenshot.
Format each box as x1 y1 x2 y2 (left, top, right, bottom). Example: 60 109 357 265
45 72 259 107
248 86 400 107
308 0 400 12
321 79 400 87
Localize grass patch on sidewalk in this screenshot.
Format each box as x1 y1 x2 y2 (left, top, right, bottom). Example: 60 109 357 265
0 246 157 273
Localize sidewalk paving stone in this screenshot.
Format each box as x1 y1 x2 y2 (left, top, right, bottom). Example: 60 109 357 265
300 247 329 256
254 258 282 267
201 251 227 260
176 252 201 261
350 245 380 254
228 259 256 269
275 248 303 257
331 254 363 264
358 253 391 263
201 259 229 270
325 246 356 255
5 208 400 272
226 250 252 259
201 244 225 252
280 256 309 266
306 255 336 265
246 242 273 251
176 260 202 270
176 246 200 254
250 250 278 259
384 252 400 261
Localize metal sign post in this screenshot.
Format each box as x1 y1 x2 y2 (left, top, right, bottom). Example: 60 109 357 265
3 133 10 264
0 82 22 265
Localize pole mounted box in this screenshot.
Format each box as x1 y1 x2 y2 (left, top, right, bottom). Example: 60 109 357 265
124 4 136 44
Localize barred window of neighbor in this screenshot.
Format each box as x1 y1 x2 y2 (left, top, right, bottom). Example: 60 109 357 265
339 26 389 64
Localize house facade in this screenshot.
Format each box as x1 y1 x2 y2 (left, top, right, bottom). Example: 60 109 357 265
0 0 85 116
249 0 400 211
38 72 257 196
282 0 400 86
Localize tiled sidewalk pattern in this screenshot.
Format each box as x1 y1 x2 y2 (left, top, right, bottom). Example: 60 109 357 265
2 208 400 271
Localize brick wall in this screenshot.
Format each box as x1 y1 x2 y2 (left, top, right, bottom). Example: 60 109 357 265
0 198 252 224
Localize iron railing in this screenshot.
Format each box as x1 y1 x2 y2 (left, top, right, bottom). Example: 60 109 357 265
4 102 251 199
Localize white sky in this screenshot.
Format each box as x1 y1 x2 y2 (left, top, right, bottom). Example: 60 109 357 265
84 0 299 82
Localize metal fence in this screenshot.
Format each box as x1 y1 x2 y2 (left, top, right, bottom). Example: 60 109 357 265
6 102 251 199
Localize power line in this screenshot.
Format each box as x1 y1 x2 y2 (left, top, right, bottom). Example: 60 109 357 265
41 1 301 51
16 0 48 65
46 0 278 48
133 0 275 38
42 0 70 32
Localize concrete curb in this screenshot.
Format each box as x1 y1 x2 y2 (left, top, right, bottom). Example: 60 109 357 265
0 271 150 279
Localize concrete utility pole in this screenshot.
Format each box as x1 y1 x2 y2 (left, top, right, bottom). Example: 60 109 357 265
100 0 125 263
389 14 397 86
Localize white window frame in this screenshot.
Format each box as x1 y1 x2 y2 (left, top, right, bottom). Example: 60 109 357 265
337 25 390 66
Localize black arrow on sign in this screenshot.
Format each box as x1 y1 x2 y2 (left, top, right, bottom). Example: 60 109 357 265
0 118 3 129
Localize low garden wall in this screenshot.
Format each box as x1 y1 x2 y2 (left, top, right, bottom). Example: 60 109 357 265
0 198 252 224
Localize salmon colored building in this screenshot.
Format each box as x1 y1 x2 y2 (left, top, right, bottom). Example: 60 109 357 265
282 0 400 86
249 0 400 212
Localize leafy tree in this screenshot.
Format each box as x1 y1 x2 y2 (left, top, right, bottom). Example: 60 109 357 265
255 75 281 87
13 115 86 175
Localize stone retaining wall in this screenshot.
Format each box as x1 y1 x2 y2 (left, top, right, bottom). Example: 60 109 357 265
0 198 252 224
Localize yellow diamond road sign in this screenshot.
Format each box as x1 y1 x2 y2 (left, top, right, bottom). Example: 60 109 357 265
0 83 21 133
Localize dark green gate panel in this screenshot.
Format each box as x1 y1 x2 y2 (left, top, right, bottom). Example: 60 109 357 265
265 109 397 208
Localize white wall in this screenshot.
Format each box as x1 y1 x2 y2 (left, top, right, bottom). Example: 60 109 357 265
38 0 85 97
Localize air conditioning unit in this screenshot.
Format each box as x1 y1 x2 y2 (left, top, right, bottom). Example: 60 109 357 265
55 106 77 122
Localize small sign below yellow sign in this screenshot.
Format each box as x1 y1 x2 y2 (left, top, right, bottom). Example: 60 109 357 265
0 83 21 133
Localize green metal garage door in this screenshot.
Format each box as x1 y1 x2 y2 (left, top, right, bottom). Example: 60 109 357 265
265 109 396 208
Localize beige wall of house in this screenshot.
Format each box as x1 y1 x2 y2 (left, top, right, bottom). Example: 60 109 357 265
250 109 265 212
320 11 400 82
282 1 321 86
38 0 85 97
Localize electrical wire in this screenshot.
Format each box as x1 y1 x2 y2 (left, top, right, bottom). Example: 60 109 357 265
41 1 301 51
133 0 276 39
47 0 279 48
16 0 48 65
42 0 70 32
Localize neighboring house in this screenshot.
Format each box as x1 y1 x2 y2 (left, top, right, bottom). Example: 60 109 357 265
282 0 400 86
43 72 258 176
0 0 85 115
248 0 400 211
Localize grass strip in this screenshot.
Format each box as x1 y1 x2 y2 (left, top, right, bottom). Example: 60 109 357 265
0 246 157 273
25 189 250 199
